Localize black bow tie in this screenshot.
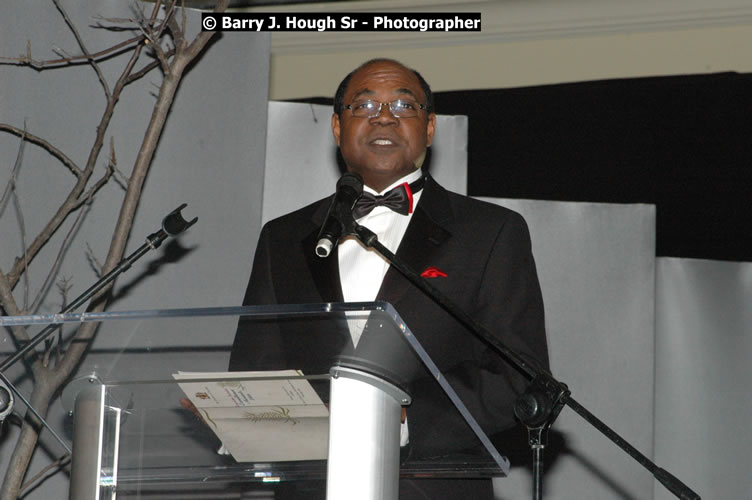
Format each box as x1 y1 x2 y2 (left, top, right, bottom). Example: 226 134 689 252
352 176 426 219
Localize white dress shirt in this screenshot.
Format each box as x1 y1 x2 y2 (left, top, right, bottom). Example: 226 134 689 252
338 168 424 312
337 168 424 446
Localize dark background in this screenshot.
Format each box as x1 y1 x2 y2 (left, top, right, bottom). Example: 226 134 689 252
299 71 752 262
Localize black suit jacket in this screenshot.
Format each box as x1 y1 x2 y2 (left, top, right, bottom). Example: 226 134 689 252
230 176 549 459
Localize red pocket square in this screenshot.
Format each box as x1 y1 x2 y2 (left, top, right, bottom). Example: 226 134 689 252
421 266 447 278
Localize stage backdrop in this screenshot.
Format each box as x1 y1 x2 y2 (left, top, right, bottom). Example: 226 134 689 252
264 101 750 499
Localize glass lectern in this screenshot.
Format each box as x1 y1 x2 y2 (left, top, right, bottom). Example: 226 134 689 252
1 302 509 499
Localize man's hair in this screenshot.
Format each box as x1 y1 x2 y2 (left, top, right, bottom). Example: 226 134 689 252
333 58 435 116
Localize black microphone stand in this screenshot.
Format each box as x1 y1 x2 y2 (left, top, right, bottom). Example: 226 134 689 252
341 217 699 500
0 204 197 452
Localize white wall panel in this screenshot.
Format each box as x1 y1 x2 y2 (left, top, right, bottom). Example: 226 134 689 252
485 199 657 500
655 258 752 500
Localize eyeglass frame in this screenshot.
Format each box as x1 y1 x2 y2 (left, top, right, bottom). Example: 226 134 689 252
344 99 427 119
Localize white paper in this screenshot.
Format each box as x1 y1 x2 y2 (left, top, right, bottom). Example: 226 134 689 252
173 370 329 462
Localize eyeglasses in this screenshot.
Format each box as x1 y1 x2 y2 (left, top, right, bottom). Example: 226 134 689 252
345 99 426 119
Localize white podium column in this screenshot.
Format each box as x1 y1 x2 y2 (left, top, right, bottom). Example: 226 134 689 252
326 367 412 500
69 384 121 500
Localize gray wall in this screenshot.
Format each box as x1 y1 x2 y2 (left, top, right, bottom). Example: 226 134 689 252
0 2 270 497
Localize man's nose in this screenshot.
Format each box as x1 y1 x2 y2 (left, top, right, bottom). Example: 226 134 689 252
369 104 399 124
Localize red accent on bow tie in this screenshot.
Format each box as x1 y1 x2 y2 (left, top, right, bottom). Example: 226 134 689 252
421 266 447 278
352 176 425 219
400 182 414 214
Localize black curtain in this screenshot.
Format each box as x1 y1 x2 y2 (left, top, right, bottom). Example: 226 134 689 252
298 71 752 261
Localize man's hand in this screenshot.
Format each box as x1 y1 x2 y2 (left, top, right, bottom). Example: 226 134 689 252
180 397 206 424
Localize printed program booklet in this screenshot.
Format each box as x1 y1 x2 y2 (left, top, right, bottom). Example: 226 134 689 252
173 370 329 462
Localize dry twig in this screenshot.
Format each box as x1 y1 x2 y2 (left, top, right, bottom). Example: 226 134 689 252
0 2 230 496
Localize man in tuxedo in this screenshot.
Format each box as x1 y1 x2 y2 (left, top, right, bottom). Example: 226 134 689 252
230 58 549 499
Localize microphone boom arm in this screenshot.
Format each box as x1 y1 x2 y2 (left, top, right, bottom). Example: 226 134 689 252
0 204 196 455
0 204 197 374
348 220 699 500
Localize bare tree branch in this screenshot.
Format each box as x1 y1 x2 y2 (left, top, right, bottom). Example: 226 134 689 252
136 0 172 72
125 46 175 84
52 0 111 98
51 0 229 380
19 453 70 495
166 1 186 51
0 34 147 69
6 174 98 291
55 277 73 309
4 157 113 293
19 454 70 495
51 46 73 60
0 270 23 318
0 1 231 495
154 0 175 42
44 279 70 368
29 200 91 314
0 124 82 177
76 165 114 207
109 136 117 172
0 270 30 347
11 179 30 314
54 278 73 360
108 137 129 189
181 8 221 61
0 128 32 313
1 373 57 499
1 128 24 218
85 242 103 277
4 38 144 291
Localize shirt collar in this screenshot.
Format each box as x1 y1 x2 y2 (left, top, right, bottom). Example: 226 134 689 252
363 169 424 196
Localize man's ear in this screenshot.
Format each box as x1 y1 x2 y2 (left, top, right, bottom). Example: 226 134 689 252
426 113 437 147
331 113 341 146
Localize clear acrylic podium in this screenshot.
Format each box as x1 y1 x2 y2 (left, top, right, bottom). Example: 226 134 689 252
4 302 509 499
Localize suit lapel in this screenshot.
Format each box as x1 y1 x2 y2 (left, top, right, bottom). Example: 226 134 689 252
303 177 453 306
377 177 453 306
303 198 345 303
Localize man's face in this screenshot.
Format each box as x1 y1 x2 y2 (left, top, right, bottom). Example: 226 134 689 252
332 61 436 192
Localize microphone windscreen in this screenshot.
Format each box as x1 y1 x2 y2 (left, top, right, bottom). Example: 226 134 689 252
337 172 363 192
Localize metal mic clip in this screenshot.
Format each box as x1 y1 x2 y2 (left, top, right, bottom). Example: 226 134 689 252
162 203 198 236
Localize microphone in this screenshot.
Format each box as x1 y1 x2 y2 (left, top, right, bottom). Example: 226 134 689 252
316 172 363 258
